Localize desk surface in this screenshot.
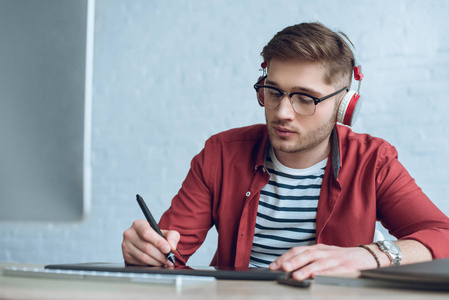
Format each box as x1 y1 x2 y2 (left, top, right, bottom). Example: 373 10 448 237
1 263 448 300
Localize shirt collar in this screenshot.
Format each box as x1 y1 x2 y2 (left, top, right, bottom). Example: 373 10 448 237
331 125 342 179
255 126 270 171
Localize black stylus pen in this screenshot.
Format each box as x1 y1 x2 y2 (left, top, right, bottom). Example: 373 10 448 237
136 194 181 266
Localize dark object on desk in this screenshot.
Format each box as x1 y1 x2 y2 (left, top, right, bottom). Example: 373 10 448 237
361 257 449 290
316 258 449 292
45 263 288 281
277 278 311 288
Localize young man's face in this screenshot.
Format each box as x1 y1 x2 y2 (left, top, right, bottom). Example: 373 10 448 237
264 59 342 164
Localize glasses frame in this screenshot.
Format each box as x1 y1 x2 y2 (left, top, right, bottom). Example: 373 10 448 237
254 75 348 116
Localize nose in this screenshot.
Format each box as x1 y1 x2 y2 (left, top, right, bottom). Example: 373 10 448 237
275 95 296 121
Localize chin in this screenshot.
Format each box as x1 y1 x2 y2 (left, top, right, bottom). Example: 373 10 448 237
270 137 304 154
274 144 306 154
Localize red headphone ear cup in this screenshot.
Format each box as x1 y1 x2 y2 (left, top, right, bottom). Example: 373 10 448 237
256 76 265 107
337 91 362 126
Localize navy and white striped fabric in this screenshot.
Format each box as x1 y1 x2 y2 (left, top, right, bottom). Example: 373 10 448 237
249 146 327 268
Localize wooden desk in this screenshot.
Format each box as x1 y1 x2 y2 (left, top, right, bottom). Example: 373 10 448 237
1 263 448 300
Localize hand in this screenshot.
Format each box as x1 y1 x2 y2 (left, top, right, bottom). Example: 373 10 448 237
122 219 180 266
268 244 377 280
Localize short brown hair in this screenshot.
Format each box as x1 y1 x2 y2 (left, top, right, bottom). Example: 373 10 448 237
261 22 355 87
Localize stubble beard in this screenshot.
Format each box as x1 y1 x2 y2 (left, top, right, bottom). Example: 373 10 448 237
266 105 338 154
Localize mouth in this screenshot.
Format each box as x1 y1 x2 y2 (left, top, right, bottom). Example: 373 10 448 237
273 125 296 138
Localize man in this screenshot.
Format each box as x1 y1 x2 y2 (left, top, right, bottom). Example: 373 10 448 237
122 22 449 280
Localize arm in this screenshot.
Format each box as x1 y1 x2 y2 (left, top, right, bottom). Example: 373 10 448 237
363 239 432 267
374 143 449 259
158 144 216 264
122 141 216 266
269 239 432 281
270 142 448 280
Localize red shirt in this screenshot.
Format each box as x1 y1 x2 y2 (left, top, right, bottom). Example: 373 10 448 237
159 124 449 267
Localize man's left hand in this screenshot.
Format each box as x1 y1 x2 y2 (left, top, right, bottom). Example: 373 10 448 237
268 244 377 280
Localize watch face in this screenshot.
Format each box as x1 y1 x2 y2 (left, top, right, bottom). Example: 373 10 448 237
377 240 402 266
383 241 400 255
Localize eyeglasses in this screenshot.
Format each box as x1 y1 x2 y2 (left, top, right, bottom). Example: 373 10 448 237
254 76 348 116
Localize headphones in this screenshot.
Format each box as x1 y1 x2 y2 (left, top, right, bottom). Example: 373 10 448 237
337 65 364 126
255 63 364 127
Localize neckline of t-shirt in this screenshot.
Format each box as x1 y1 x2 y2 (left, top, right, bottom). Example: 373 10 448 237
268 145 328 176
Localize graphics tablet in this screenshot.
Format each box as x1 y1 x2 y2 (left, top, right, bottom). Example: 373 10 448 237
45 262 288 281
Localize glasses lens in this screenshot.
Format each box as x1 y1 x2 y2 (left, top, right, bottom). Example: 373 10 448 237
262 87 283 108
290 94 316 116
260 87 317 116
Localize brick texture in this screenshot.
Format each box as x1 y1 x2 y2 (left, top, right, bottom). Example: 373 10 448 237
1 0 448 265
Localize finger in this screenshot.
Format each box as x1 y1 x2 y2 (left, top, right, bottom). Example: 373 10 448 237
279 244 335 272
133 220 172 254
269 246 308 270
123 239 170 266
311 264 355 277
271 247 319 272
162 229 181 251
123 222 173 266
135 234 173 266
290 257 341 280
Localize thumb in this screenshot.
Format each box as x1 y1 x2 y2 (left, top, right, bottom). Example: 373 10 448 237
162 229 180 251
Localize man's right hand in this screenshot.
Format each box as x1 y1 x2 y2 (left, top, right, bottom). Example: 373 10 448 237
122 219 181 266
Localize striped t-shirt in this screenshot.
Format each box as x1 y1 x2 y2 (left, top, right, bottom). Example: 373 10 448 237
249 146 327 268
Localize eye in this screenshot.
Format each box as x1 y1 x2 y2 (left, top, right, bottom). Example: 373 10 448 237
292 94 314 105
267 88 283 99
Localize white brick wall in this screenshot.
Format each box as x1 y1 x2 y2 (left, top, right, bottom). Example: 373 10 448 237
1 0 448 265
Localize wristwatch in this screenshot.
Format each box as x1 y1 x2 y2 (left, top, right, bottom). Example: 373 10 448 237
376 240 402 266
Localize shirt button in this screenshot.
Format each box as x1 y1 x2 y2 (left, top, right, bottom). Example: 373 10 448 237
246 191 251 197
